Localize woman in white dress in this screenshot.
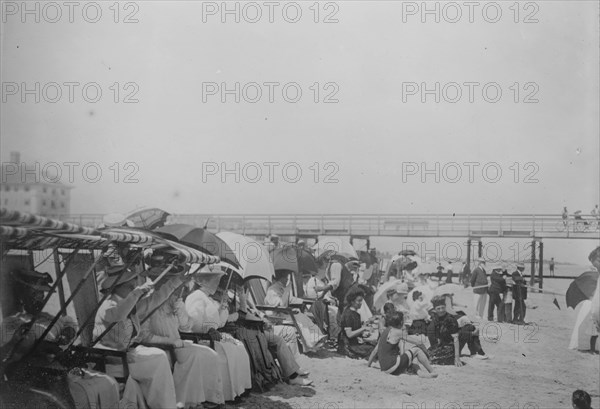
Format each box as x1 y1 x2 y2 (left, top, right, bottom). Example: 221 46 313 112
185 270 252 401
144 279 225 407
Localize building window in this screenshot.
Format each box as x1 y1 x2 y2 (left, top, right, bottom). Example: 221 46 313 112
43 187 47 193
60 202 65 208
42 200 47 206
24 186 30 192
51 201 56 209
61 189 65 196
24 199 30 206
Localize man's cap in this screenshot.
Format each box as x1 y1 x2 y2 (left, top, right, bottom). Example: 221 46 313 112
516 262 525 269
476 257 486 264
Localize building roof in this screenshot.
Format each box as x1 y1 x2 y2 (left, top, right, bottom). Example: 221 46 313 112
1 163 73 188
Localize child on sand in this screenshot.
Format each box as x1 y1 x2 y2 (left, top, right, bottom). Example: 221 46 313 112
368 311 438 378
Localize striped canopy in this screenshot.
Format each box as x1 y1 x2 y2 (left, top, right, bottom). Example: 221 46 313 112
0 209 220 265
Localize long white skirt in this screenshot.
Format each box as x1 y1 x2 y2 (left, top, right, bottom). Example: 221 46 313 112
103 345 177 409
569 300 598 350
172 343 225 406
214 334 252 401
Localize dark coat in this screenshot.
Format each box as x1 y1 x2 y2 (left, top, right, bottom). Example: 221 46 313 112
470 266 488 294
512 270 528 300
489 271 507 294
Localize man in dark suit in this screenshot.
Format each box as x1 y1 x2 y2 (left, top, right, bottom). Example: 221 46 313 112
488 267 506 321
512 262 528 324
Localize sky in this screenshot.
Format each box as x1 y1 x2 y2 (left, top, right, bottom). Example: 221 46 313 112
1 0 599 262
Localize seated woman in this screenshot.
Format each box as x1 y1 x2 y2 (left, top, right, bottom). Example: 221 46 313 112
185 269 252 401
94 264 182 409
338 288 376 359
144 272 225 407
369 311 437 378
426 296 488 366
408 291 432 336
265 270 326 353
305 267 341 340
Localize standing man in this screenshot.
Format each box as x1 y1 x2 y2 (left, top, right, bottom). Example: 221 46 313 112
436 264 444 282
470 258 489 320
562 207 569 228
488 267 506 322
460 261 471 288
549 257 555 277
512 262 528 324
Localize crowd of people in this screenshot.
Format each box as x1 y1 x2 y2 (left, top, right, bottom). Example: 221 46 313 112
2 233 599 409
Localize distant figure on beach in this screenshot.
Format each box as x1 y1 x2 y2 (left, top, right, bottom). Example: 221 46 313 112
460 261 471 288
572 390 593 409
445 264 453 284
562 207 569 227
436 264 444 282
549 258 555 276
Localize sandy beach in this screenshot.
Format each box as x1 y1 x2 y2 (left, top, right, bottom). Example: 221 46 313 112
226 278 599 409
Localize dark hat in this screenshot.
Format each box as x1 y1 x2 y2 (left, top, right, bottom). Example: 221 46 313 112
11 269 53 292
432 296 446 308
492 267 503 272
398 257 418 271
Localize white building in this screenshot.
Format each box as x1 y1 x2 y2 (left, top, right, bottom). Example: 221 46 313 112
0 151 73 217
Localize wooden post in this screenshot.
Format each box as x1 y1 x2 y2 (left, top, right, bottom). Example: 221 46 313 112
53 249 67 316
530 240 536 287
538 241 544 290
478 241 483 258
466 239 472 271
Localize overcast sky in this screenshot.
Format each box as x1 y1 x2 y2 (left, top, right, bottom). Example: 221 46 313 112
1 1 598 262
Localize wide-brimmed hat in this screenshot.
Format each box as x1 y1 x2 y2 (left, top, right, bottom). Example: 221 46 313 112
11 269 53 292
431 296 445 308
387 282 409 296
99 267 139 290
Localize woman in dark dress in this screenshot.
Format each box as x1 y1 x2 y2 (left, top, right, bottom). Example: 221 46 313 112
427 296 488 366
338 288 376 359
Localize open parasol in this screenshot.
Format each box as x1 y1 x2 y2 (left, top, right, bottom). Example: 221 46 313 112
270 244 318 297
125 207 170 230
566 271 599 309
156 224 240 269
216 232 274 282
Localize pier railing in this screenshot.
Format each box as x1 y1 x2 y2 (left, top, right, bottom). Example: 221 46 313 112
59 213 600 239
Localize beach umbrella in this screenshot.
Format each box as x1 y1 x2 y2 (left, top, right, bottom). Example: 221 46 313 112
125 207 170 230
271 245 318 276
270 244 317 298
433 283 463 297
216 232 274 282
156 224 240 269
566 271 599 309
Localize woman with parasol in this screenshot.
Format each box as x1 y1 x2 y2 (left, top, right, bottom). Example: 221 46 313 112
144 266 226 407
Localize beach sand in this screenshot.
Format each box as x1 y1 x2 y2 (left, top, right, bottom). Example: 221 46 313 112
226 278 600 409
